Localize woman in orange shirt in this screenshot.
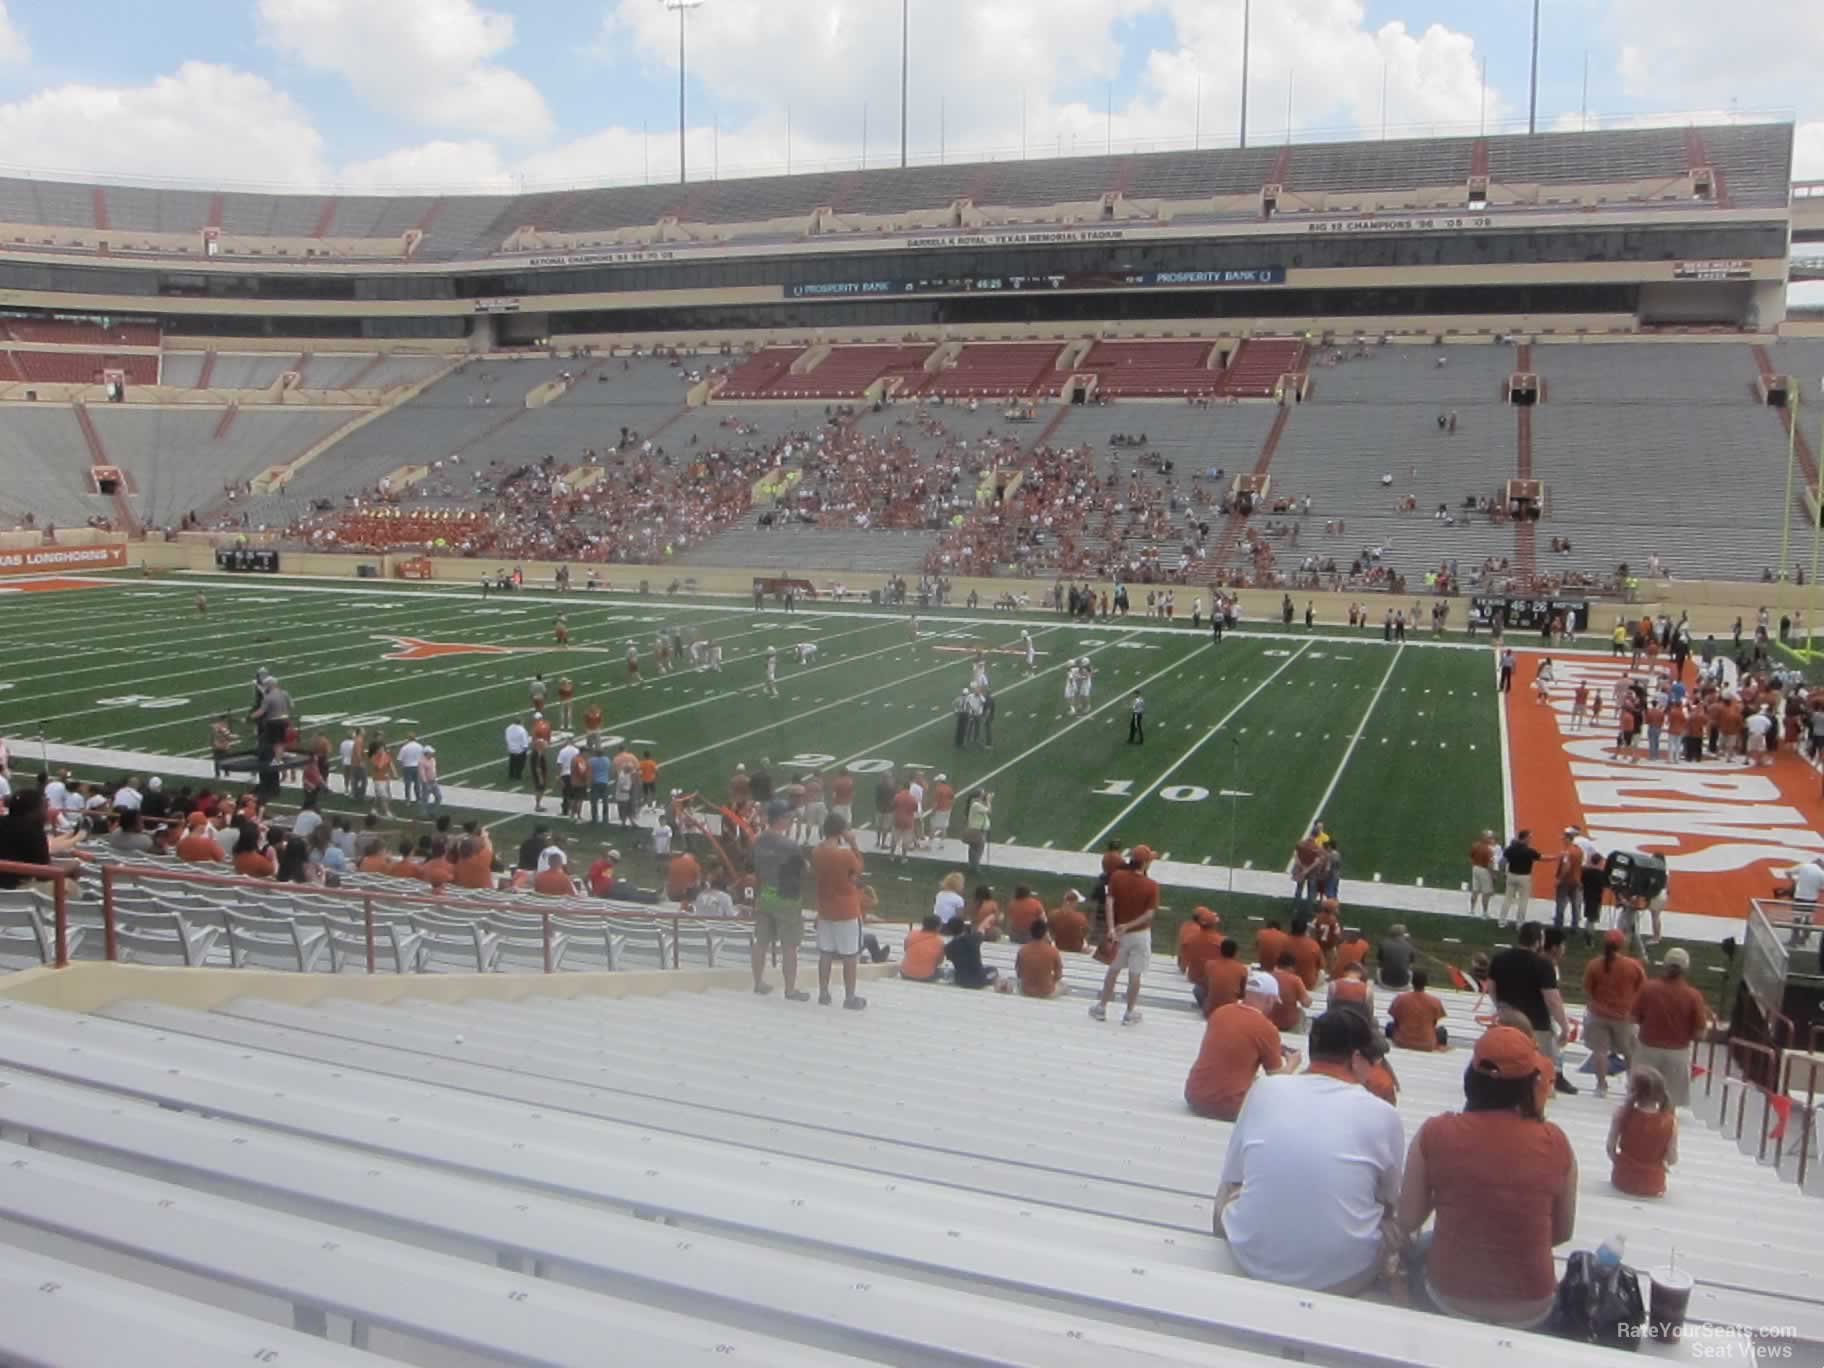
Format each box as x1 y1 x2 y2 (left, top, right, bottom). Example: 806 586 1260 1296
1608 1066 1678 1197
1398 1028 1577 1329
971 885 1001 940
231 822 277 879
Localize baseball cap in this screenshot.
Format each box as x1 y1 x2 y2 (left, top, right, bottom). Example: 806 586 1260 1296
422 745 435 755
933 773 947 783
766 798 792 822
1664 947 1691 970
1130 843 1156 864
1471 1026 1542 1080
1193 906 1217 927
1244 970 1280 1001
146 777 162 792
186 811 208 827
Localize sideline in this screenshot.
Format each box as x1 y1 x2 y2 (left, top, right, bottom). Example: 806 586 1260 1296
19 738 1737 944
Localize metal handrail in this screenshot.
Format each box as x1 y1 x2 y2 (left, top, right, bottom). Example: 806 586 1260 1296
93 861 754 975
0 860 73 968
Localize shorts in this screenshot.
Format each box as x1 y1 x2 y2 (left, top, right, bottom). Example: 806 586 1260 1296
1110 929 1151 975
1582 1012 1635 1071
801 802 827 830
1747 733 1768 754
815 917 863 957
1470 866 1495 895
830 804 852 825
752 892 803 950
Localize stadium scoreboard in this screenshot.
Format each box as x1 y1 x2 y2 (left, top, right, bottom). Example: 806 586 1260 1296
786 266 1284 299
216 547 280 573
1468 595 1590 631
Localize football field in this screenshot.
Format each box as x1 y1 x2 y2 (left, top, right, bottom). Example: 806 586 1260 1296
0 572 1504 891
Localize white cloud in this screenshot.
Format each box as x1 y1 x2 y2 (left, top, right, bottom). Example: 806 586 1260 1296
1610 0 1819 112
339 140 516 193
258 0 551 140
0 1 27 64
0 62 327 187
1797 122 1824 182
593 0 1500 179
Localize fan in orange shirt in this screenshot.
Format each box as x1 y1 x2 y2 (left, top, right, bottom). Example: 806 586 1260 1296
901 915 946 982
1048 890 1089 952
1178 907 1224 985
1006 885 1046 942
1387 970 1449 1051
1198 939 1250 1016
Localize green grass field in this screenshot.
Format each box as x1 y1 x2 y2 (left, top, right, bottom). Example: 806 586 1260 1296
0 572 1502 887
0 570 1743 1002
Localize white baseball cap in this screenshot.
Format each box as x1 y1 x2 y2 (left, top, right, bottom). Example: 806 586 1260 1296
1245 971 1280 1001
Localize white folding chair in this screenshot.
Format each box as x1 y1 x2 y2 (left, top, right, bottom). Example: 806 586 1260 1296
482 913 568 971
322 911 422 973
223 908 329 972
113 908 219 967
409 911 499 973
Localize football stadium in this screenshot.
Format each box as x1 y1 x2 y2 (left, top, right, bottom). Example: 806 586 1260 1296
1 4 1824 1363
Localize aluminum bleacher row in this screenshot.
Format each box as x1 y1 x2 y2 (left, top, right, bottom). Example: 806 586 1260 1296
0 909 1803 1365
0 121 1787 265
0 849 757 975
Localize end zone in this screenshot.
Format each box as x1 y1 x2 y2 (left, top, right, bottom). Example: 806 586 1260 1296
0 577 129 594
1505 650 1824 920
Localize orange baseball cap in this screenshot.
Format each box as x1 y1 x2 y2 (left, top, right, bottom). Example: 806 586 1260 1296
1130 844 1155 864
185 811 208 828
1471 1026 1542 1080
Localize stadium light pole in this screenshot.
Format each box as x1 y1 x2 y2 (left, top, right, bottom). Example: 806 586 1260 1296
1528 0 1540 135
1782 386 1798 587
664 0 703 186
1239 0 1250 149
1811 380 1824 654
900 0 909 169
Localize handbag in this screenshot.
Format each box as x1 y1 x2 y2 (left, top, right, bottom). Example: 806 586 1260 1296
1093 933 1118 964
1548 1251 1646 1351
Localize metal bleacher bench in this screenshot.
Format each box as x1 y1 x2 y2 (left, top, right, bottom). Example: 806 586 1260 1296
0 1242 375 1368
0 999 1649 1367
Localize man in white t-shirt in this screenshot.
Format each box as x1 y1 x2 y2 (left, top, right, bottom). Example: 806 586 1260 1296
1214 1009 1406 1295
906 772 926 849
396 734 425 804
1777 857 1824 943
111 779 143 813
1745 708 1774 766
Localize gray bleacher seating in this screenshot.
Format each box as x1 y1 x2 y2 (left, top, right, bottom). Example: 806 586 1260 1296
88 408 351 528
1533 343 1799 581
0 122 1786 263
0 990 1737 1366
0 1242 378 1367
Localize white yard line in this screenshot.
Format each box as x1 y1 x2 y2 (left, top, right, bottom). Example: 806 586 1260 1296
91 573 1561 654
58 603 788 749
657 625 1075 769
1299 642 1403 840
948 639 1221 821
825 628 1127 774
0 591 523 693
1495 653 1517 839
1080 640 1313 851
24 736 1740 944
434 617 940 780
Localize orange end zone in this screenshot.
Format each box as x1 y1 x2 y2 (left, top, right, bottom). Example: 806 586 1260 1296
1505 649 1824 920
0 577 125 594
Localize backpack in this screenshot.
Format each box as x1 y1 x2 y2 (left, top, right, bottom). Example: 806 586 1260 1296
1548 1251 1646 1351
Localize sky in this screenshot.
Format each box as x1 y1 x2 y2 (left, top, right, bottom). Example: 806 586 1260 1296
0 0 1815 195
